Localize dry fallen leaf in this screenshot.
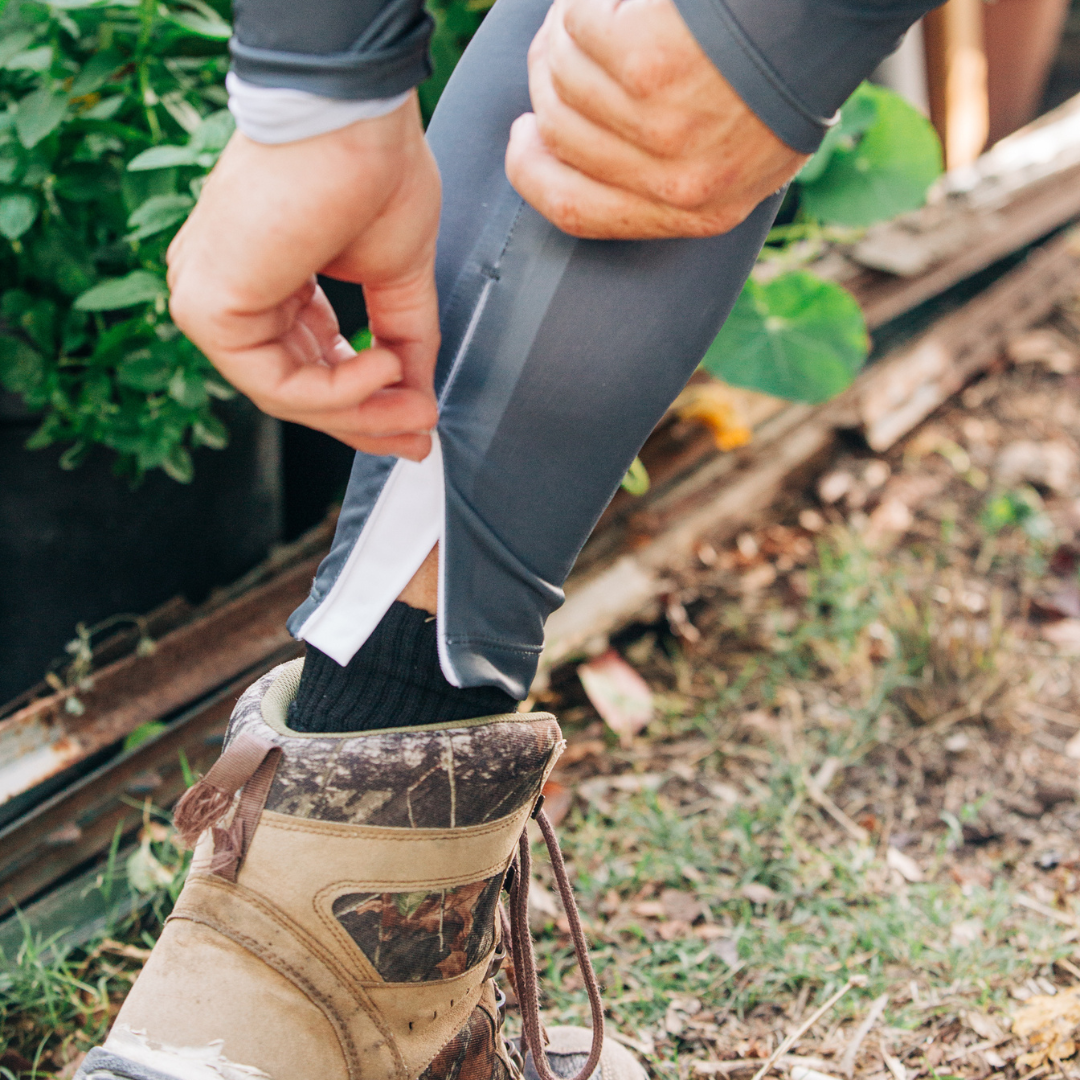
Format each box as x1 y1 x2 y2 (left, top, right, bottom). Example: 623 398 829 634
949 918 984 947
1013 986 1080 1068
1043 619 1080 651
661 888 705 923
674 382 753 452
886 846 923 883
741 882 777 904
1007 329 1079 374
577 650 654 746
540 779 572 827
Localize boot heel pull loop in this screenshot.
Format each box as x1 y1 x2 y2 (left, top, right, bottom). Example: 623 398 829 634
509 810 604 1080
173 731 283 881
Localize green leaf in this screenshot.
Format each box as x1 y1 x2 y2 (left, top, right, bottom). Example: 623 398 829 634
25 416 61 449
190 108 234 152
125 192 193 241
620 456 650 496
80 95 126 120
0 193 39 240
123 720 167 752
68 47 124 97
161 443 193 483
16 86 69 149
798 83 943 228
192 414 228 448
0 335 45 396
48 0 139 8
168 365 208 407
6 46 54 72
350 327 373 351
165 9 231 38
117 348 173 390
59 439 90 469
126 144 199 171
75 270 166 310
0 31 36 68
798 89 879 185
0 158 18 184
700 271 869 404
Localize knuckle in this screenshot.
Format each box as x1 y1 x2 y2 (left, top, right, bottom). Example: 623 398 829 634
697 205 748 237
544 192 585 236
619 49 673 98
661 167 717 211
167 288 195 331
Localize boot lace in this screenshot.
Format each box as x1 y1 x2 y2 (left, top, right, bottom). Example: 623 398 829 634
502 807 605 1080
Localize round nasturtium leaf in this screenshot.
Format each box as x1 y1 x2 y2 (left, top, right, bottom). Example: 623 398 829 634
700 271 869 404
798 83 943 228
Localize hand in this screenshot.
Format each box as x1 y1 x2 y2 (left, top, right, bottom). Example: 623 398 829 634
505 0 809 240
167 95 441 461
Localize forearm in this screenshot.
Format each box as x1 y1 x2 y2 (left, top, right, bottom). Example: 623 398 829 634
671 0 943 151
230 0 434 100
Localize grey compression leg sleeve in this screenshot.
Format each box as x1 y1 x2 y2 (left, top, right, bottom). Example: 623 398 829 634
288 0 782 698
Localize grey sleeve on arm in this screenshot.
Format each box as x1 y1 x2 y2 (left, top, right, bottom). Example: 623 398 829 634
230 0 434 99
671 0 942 152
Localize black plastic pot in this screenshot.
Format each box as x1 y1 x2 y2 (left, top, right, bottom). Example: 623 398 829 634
0 395 282 705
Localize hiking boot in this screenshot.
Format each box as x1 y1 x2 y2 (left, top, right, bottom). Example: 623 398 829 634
76 659 645 1080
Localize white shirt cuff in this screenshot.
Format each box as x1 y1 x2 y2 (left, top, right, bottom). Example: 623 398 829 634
226 72 411 145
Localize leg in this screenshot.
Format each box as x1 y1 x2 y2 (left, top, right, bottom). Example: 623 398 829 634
288 0 779 705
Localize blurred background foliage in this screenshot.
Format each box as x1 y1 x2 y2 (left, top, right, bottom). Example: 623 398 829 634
0 0 941 482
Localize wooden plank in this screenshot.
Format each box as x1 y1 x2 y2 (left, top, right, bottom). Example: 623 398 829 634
924 0 989 170
853 161 1080 328
0 557 318 813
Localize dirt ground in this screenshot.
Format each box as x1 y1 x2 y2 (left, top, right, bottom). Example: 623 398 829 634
6 314 1080 1080
523 312 1080 1080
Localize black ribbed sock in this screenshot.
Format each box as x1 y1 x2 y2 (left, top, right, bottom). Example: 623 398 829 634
287 601 518 734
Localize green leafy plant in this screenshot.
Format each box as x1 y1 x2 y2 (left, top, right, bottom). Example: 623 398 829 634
0 0 233 482
703 83 943 406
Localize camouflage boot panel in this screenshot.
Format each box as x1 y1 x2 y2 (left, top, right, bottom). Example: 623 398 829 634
106 660 563 1080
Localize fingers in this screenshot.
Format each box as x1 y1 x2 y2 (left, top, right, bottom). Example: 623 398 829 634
289 386 438 461
297 283 355 363
506 113 744 238
165 97 444 461
529 41 727 210
217 340 402 415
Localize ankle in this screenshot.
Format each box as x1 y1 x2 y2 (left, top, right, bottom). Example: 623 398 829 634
288 603 518 734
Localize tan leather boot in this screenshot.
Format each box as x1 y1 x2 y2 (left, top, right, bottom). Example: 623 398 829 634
76 660 644 1080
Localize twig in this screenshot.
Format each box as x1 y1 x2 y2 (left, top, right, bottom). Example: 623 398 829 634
692 1057 836 1076
804 776 869 843
944 1038 1010 1063
750 981 855 1080
1018 701 1080 730
1016 893 1079 928
1016 1064 1050 1080
839 993 889 1078
1055 956 1080 982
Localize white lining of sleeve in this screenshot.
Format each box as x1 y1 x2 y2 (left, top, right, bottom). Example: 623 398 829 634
226 72 411 145
294 434 458 684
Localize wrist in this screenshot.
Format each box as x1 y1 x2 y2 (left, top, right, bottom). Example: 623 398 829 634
226 73 413 145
